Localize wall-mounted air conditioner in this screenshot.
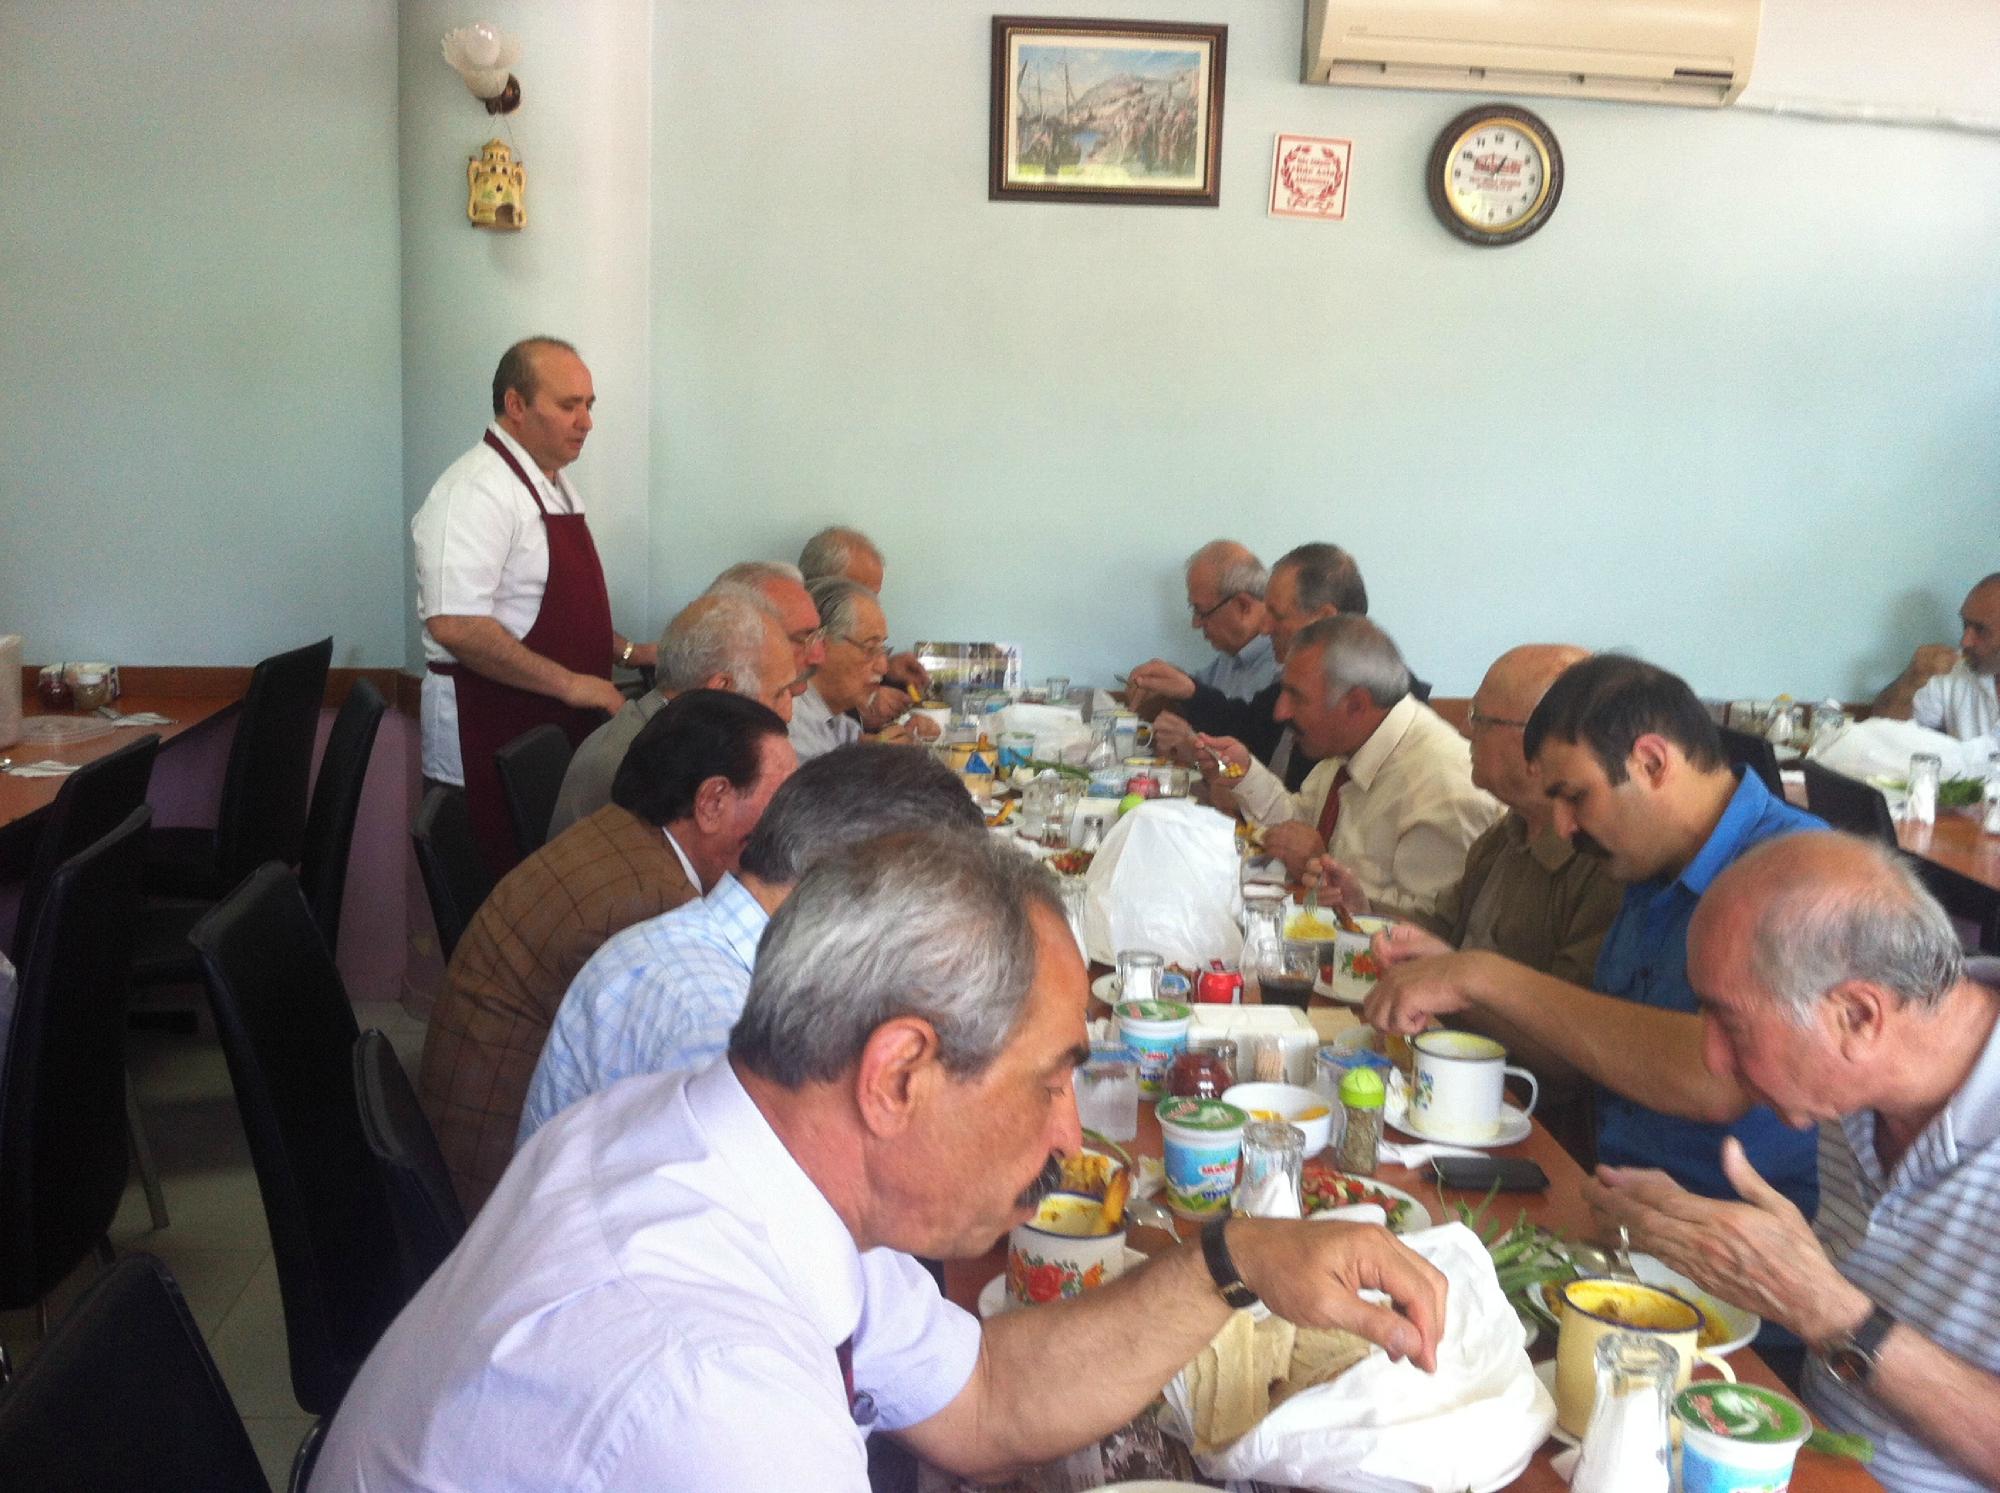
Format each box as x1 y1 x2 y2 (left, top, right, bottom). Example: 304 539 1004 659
1304 0 1764 108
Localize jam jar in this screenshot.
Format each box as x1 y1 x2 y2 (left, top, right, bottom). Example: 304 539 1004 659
1167 1045 1235 1101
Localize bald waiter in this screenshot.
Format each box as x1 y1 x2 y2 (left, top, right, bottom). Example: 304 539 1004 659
414 337 652 873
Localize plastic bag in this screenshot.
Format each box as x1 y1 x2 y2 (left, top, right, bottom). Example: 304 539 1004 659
1160 1223 1554 1493
1080 800 1243 969
1807 716 1988 790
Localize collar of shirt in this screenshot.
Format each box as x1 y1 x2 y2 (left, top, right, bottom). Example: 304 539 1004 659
704 872 773 969
484 420 578 514
1671 769 1778 900
662 827 703 895
682 1060 867 1348
1231 633 1273 668
1839 980 2000 1197
1344 693 1422 792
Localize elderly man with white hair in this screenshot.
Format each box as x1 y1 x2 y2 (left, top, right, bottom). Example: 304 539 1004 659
711 559 827 696
1585 830 2000 1492
798 526 930 713
1201 614 1501 916
548 588 799 836
789 577 934 758
1128 539 1276 709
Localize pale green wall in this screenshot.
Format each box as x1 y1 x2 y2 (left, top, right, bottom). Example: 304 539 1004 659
0 0 404 667
649 1 2000 699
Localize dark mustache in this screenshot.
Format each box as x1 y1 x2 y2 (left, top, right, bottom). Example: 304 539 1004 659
1569 829 1610 860
1016 1154 1065 1210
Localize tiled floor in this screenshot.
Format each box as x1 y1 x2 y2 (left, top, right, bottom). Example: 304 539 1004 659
0 998 430 1490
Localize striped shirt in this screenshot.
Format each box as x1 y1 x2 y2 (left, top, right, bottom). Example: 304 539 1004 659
1803 958 2000 1493
517 873 770 1145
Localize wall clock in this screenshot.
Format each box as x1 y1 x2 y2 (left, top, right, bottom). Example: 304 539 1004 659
1426 104 1562 247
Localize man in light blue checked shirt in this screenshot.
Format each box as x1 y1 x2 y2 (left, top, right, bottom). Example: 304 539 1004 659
519 742 985 1144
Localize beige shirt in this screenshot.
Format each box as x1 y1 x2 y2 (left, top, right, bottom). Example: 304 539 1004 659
1417 812 1622 988
1236 695 1503 919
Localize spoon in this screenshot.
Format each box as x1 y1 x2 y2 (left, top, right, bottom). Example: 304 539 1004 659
1123 1194 1179 1241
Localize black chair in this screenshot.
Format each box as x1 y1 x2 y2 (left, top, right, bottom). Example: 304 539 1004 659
410 784 495 961
493 722 574 860
0 807 151 1325
1718 726 1785 797
354 1028 467 1294
188 863 407 1418
297 678 387 952
0 1253 270 1493
144 636 332 900
1800 759 1898 846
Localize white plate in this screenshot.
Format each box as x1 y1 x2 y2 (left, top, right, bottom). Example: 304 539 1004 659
1387 1095 1534 1149
978 1245 1148 1318
1533 1360 1576 1446
1304 1173 1434 1234
1630 1253 1761 1356
1090 972 1120 1004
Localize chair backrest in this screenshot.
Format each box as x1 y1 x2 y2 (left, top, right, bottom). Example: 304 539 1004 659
10 732 158 969
410 784 495 962
213 636 333 884
0 1253 270 1492
0 806 151 1309
1800 759 1899 846
188 863 406 1416
298 678 387 951
353 1029 468 1294
493 723 575 860
1718 726 1785 798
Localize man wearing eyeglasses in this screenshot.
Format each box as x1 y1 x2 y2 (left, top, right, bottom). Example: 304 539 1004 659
711 560 828 696
791 578 900 760
1128 541 1276 710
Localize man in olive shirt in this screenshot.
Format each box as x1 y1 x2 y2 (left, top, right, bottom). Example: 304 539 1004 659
1316 644 1620 1154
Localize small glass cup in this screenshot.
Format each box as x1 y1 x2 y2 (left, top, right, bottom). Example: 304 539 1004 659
1116 949 1165 1004
1188 1034 1239 1085
1045 675 1071 704
1906 752 1942 827
1235 1120 1306 1218
1983 774 2000 837
1074 1044 1140 1142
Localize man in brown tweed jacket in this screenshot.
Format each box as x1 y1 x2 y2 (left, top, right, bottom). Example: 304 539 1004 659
418 689 796 1212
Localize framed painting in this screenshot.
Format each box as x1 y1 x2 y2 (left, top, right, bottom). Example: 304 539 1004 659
990 16 1226 206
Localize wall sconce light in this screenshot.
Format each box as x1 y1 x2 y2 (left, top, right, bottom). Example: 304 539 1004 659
442 23 523 115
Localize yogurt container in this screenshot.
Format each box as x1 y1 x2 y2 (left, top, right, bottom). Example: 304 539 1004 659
1673 1383 1810 1493
1115 999 1191 1096
1157 1095 1248 1219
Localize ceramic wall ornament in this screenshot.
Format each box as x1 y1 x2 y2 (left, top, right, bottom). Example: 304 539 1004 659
468 139 525 230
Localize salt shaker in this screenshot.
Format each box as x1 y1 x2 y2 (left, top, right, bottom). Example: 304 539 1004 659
1335 1067 1385 1176
1907 752 1942 827
1571 1333 1674 1493
1235 1120 1305 1218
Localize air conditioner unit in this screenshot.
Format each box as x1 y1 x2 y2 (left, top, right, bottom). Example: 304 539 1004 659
1304 0 1763 108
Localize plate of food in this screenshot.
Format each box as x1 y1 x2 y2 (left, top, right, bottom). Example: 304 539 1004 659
1047 846 1095 877
1301 1162 1432 1234
1631 1254 1761 1356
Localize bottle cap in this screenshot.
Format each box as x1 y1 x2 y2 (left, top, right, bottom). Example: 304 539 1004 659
1339 1067 1386 1110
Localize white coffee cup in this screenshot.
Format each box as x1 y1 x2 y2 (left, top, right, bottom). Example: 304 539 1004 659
1409 1030 1538 1141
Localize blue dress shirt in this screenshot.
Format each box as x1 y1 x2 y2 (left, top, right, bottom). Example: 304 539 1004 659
1193 633 1277 702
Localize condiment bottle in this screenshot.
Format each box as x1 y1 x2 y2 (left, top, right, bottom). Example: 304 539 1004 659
1335 1066 1385 1175
1572 1334 1674 1493
1166 1046 1233 1101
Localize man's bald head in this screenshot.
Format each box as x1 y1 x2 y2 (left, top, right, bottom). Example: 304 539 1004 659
1693 830 1963 1028
1467 644 1590 814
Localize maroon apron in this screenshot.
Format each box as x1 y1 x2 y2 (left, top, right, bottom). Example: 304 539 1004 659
432 431 614 875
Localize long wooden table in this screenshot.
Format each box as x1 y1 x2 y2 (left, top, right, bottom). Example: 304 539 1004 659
1 691 244 875
943 1018 1881 1491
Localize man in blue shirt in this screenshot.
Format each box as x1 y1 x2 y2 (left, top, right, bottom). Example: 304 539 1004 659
1363 654 1823 1220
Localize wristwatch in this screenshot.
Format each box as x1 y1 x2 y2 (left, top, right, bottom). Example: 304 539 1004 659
1200 1219 1259 1310
618 639 636 666
1817 1302 1896 1387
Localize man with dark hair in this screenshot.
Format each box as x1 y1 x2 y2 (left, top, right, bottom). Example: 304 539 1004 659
1874 571 2000 741
317 830 1446 1492
1363 653 1826 1226
517 743 984 1140
417 690 794 1212
413 336 656 873
1203 615 1500 910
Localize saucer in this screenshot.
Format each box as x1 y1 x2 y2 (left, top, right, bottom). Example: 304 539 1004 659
1533 1360 1577 1446
979 1245 1148 1318
1388 1098 1533 1149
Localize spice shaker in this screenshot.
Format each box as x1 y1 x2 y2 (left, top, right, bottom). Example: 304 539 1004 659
1335 1066 1385 1175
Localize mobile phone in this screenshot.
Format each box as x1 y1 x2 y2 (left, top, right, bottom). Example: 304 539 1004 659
1431 1155 1550 1193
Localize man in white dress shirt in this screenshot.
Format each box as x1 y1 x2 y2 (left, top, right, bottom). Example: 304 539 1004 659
411 337 652 870
313 830 1447 1492
1586 831 2000 1492
1205 614 1502 917
1874 572 2000 742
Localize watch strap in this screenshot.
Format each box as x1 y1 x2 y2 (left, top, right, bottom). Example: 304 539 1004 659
1200 1219 1259 1310
1820 1302 1896 1385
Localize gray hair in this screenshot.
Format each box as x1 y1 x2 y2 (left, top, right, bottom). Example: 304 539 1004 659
656 591 771 697
711 559 804 588
1275 542 1369 616
1185 539 1268 601
738 742 983 884
807 576 877 638
731 828 1065 1086
799 526 882 585
1742 836 1965 1027
1296 613 1410 710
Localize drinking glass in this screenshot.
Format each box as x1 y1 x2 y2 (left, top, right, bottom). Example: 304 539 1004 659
1116 949 1165 1004
1907 752 1942 827
1045 675 1071 704
1235 1120 1306 1218
1075 1045 1140 1142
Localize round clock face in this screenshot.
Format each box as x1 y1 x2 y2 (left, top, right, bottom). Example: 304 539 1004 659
1426 105 1563 247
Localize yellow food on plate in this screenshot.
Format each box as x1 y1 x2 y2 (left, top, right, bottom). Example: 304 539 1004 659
1248 1106 1330 1123
1286 913 1342 941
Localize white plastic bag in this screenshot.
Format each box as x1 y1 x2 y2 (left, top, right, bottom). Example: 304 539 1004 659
1807 716 1989 804
1080 800 1243 969
1160 1223 1554 1493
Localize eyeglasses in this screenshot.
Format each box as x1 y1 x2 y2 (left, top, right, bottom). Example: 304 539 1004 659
837 634 890 658
1467 707 1531 731
1189 592 1245 624
787 624 828 648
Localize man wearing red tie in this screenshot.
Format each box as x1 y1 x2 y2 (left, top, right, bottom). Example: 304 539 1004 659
414 338 652 873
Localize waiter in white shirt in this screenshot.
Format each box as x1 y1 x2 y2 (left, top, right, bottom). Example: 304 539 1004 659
1874 571 2000 742
413 337 652 873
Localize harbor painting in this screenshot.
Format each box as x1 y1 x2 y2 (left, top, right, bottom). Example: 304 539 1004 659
990 18 1226 206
